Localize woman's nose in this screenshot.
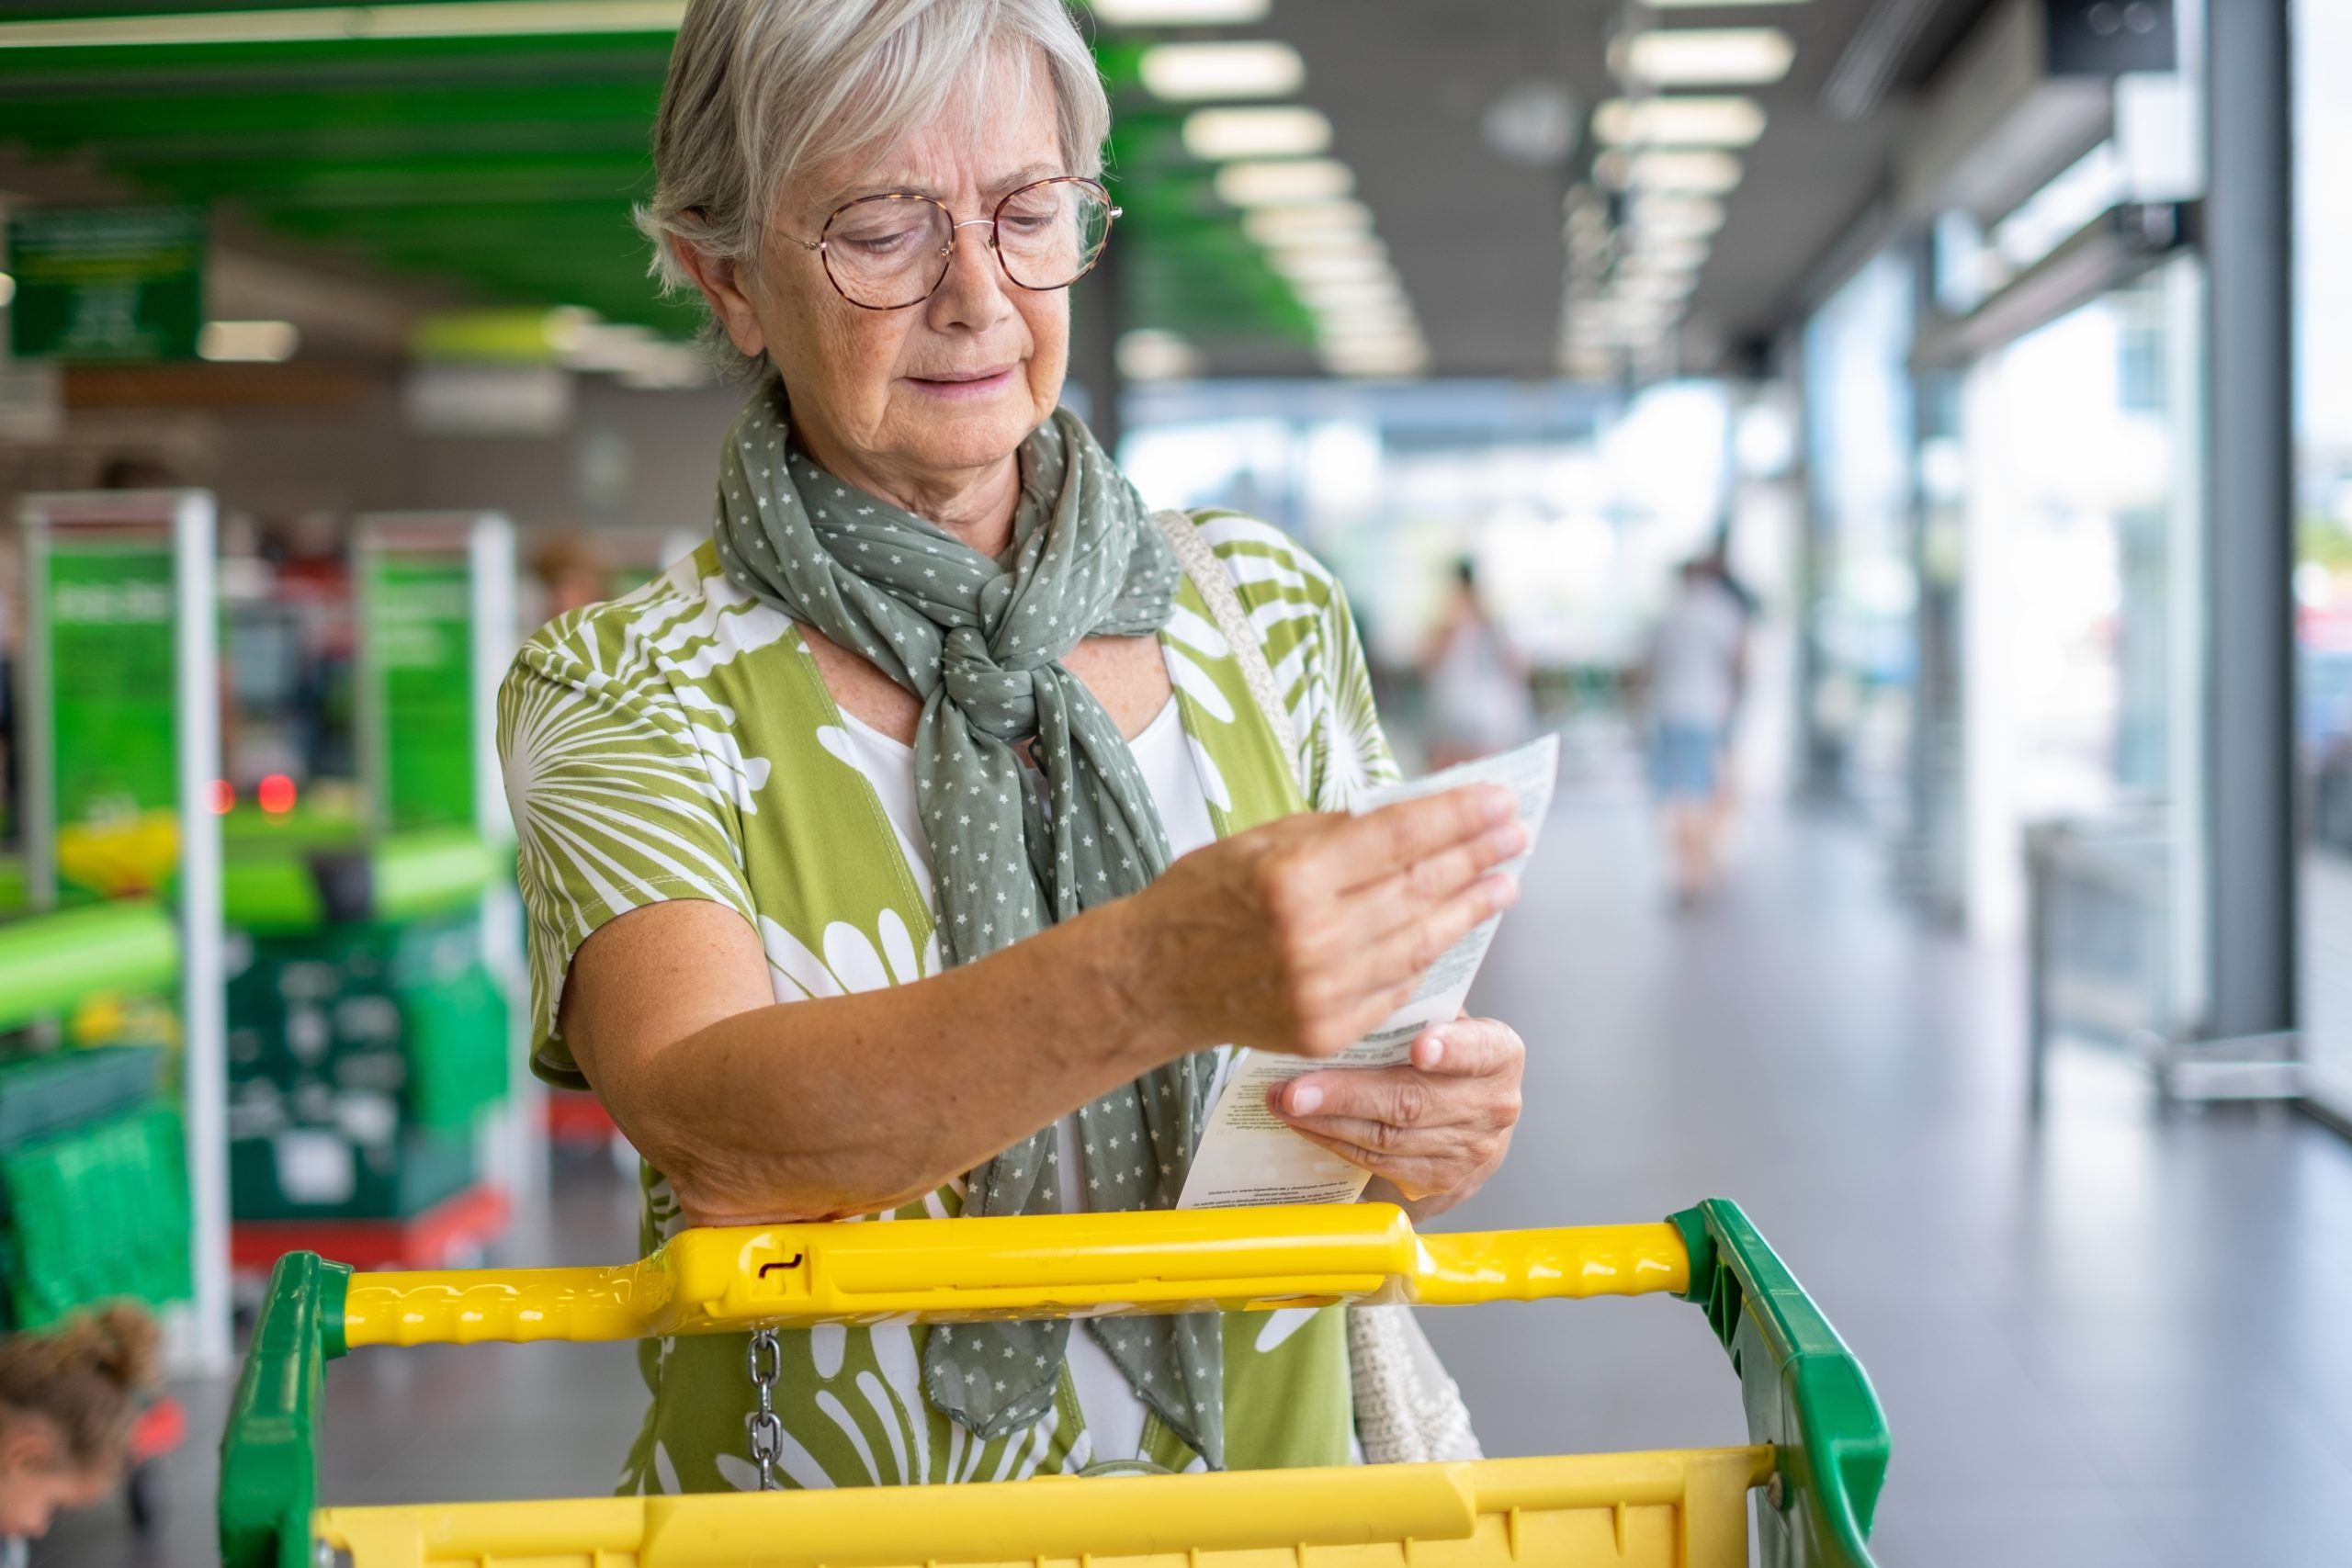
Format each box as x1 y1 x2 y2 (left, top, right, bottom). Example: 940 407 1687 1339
928 220 1011 321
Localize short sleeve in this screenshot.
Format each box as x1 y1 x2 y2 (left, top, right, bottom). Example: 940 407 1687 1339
1305 574 1402 809
497 639 757 1089
1191 510 1401 811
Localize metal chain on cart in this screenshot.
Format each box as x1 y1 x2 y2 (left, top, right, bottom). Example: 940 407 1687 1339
745 1329 783 1492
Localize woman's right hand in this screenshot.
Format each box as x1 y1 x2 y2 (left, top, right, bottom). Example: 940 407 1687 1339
1111 784 1526 1059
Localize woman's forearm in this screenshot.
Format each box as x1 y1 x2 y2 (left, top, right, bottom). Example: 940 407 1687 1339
586 897 1191 1224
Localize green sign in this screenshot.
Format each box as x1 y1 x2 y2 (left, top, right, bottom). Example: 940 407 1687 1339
364 556 475 829
8 206 204 362
49 542 178 824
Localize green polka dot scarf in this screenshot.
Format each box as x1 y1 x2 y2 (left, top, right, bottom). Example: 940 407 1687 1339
710 372 1227 1467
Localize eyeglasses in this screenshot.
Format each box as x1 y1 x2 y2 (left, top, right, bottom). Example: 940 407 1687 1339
786 175 1121 311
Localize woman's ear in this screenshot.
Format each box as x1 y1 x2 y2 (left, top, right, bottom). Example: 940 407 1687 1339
670 231 767 358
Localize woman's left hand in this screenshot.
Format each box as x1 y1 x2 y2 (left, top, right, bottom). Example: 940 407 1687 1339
1269 1015 1523 1219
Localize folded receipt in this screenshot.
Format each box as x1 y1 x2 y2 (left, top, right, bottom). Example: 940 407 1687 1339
1175 734 1559 1209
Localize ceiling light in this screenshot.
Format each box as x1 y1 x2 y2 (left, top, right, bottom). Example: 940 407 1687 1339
1628 193 1726 240
1092 0 1269 24
0 1 682 48
1318 325 1425 354
1317 311 1419 343
1139 40 1303 101
1242 200 1374 245
1313 295 1418 326
1270 250 1392 285
1616 149 1743 195
1612 28 1795 87
1593 96 1766 148
1618 270 1695 302
1215 158 1353 207
1183 107 1332 161
1627 235 1712 273
1292 275 1406 310
1117 330 1203 381
1265 232 1387 265
198 320 300 362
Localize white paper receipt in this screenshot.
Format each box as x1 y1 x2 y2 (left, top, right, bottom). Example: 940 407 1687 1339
1176 734 1559 1209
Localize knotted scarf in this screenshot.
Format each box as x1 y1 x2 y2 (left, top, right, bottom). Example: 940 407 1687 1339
709 372 1227 1465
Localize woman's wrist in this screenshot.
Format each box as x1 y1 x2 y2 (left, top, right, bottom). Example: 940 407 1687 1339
1063 893 1204 1076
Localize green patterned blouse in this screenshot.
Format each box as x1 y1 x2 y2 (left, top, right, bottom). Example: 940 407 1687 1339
497 509 1399 1493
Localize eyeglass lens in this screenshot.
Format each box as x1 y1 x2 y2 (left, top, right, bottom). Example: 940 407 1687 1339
822 180 1112 309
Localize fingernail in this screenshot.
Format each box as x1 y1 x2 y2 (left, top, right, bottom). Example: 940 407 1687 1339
1487 823 1528 857
1481 787 1514 824
1418 1032 1446 1068
1489 875 1521 911
1288 1083 1322 1115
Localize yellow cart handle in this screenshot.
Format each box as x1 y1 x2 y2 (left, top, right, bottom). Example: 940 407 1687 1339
344 1204 1690 1348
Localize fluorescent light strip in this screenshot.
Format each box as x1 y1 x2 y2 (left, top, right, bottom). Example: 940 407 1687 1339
1242 200 1374 245
1612 28 1795 88
1139 40 1303 101
1293 275 1404 308
1183 107 1331 161
1093 0 1268 23
1593 96 1766 149
0 1 684 48
1215 158 1353 207
1271 251 1392 286
1266 232 1387 264
1600 149 1744 196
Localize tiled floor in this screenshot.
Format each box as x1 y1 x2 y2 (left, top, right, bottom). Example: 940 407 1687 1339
35 796 2352 1565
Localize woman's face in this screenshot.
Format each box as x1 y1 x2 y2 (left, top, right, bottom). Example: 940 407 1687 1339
728 51 1071 493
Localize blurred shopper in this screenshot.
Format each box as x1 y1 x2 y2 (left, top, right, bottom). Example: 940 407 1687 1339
1419 558 1533 769
1647 554 1750 905
0 1306 159 1556
500 0 1528 1495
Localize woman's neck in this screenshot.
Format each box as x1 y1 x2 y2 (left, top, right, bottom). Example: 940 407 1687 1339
794 424 1023 558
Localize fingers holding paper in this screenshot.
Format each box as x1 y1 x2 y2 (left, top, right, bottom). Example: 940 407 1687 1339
1269 1015 1525 1219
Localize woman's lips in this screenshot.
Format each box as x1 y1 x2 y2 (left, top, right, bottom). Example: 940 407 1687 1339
906 364 1017 399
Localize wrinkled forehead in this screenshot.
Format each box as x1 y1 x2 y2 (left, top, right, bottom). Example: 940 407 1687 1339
793 43 1067 220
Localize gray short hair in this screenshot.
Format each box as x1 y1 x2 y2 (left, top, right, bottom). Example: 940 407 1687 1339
636 0 1111 376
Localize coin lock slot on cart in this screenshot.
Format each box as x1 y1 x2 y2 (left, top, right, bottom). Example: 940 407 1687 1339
752 1248 809 1304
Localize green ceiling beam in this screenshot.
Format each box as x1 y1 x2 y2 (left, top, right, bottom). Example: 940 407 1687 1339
0 33 671 95
0 80 660 141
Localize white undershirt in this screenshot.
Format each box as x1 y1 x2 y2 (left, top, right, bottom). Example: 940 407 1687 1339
832 673 1221 1463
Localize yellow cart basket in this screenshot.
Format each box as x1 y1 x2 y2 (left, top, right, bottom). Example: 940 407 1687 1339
219 1199 1888 1568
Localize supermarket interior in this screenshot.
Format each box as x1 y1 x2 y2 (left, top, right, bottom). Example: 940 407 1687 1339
1 0 2350 1565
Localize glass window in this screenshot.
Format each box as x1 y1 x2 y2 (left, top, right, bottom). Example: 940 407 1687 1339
1799 249 1917 816
2292 0 2352 1117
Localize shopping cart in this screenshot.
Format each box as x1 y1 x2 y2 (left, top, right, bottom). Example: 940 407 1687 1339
219 1199 1888 1568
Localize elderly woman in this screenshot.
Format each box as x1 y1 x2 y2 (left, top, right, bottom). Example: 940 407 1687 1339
498 0 1529 1494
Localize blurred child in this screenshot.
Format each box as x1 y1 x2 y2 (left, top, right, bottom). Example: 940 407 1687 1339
0 1305 160 1554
